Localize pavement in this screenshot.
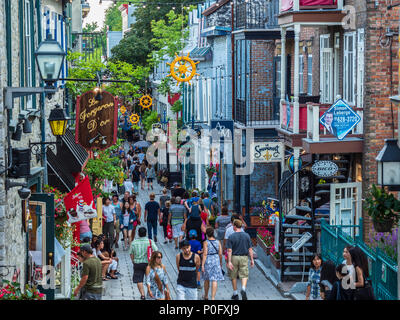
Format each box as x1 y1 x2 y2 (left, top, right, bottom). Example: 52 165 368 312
102 180 289 300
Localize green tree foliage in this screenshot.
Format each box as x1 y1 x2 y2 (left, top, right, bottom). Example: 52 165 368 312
83 22 99 33
111 0 189 67
171 100 182 114
104 1 125 31
142 110 160 132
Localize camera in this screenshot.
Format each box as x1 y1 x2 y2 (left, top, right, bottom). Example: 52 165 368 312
18 187 31 200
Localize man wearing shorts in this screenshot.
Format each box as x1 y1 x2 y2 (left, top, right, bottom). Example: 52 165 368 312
226 219 254 300
130 227 158 300
168 197 187 250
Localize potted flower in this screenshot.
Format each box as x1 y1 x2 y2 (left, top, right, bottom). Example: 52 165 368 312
206 163 218 178
364 184 400 233
269 245 281 269
0 280 45 300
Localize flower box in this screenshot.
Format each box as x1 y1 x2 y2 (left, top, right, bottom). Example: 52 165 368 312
256 235 271 255
270 254 281 269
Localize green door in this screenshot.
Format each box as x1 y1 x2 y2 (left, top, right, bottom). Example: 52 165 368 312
29 193 55 300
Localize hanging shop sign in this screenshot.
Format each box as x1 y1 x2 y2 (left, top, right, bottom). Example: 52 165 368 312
139 95 153 109
75 90 118 150
311 160 339 178
319 99 361 140
64 176 97 223
251 142 284 163
129 113 140 125
210 120 234 141
167 53 200 85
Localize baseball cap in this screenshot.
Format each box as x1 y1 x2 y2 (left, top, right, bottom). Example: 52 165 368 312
80 244 93 254
189 229 197 238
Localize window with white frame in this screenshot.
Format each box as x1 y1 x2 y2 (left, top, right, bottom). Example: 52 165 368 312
343 32 356 105
307 55 312 95
356 29 364 109
320 34 333 103
25 0 33 109
299 54 304 94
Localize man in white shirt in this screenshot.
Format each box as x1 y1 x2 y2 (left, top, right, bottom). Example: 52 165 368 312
102 197 116 247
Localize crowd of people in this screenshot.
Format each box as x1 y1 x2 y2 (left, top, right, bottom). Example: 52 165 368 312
74 141 255 301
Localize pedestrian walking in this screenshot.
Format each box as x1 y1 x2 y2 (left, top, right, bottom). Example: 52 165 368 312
161 200 171 244
74 244 103 300
349 247 375 300
131 162 141 194
342 246 355 281
120 201 136 250
145 251 170 300
159 188 170 209
144 193 161 242
102 197 116 247
201 227 224 300
111 194 122 249
226 219 254 300
176 240 201 300
168 196 187 249
172 182 186 198
123 178 134 196
128 195 140 241
215 207 231 241
139 162 147 190
188 229 203 289
306 254 323 300
146 164 156 190
130 227 158 300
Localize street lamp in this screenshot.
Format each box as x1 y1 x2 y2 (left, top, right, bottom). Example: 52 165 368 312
376 139 400 191
48 104 70 136
35 33 66 89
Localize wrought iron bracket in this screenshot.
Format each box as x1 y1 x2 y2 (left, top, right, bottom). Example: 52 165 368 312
29 140 62 163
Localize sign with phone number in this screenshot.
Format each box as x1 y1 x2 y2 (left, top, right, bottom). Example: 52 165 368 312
319 99 361 140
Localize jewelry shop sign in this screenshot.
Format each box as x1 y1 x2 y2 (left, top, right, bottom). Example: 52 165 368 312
311 161 339 178
251 142 284 163
75 90 118 150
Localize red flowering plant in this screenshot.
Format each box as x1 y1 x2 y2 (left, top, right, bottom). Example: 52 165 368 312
43 185 78 249
269 244 280 260
0 280 45 300
257 227 274 248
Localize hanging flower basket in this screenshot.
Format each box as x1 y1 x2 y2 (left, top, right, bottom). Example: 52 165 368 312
372 219 395 233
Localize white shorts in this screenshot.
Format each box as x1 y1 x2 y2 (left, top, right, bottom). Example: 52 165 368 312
172 223 184 238
108 259 118 272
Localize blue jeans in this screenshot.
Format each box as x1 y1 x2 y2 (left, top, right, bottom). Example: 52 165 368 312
80 231 93 242
133 181 139 193
147 220 158 239
176 284 198 300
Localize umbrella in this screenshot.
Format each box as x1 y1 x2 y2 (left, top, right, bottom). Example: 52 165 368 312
134 140 151 148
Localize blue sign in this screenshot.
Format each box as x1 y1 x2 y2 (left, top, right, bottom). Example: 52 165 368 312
211 120 234 140
319 99 361 140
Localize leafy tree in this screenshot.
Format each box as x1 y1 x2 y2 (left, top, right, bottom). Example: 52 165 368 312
83 22 99 33
142 110 160 132
104 1 125 31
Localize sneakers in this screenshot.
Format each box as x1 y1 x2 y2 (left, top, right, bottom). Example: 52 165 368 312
241 290 247 300
231 294 239 300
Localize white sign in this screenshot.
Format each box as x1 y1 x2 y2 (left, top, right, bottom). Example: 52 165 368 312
291 232 312 252
251 142 284 163
311 160 338 178
274 219 280 251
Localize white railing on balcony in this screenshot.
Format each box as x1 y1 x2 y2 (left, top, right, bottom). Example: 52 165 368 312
280 0 344 13
306 102 363 142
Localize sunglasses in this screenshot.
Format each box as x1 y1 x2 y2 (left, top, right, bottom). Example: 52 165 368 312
156 256 162 259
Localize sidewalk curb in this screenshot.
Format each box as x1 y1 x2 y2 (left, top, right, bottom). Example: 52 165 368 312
255 259 303 301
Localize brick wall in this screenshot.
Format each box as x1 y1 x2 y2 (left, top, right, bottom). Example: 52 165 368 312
250 163 278 205
363 0 399 239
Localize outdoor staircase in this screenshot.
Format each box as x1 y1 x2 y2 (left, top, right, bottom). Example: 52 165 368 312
278 155 351 281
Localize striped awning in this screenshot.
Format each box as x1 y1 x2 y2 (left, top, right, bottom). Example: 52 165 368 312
190 46 212 61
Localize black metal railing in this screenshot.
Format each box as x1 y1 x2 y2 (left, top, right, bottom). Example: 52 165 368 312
235 98 279 127
72 32 107 62
235 0 279 30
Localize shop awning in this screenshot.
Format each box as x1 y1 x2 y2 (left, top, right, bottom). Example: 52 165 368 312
190 46 212 61
201 26 231 38
47 148 76 192
59 129 89 172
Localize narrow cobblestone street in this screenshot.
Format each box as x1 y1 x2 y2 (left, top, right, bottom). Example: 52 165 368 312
102 182 287 300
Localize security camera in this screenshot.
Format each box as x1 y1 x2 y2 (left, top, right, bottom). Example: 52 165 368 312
18 187 31 200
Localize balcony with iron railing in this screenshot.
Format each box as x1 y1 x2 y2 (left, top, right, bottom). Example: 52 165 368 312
235 0 279 30
235 98 279 127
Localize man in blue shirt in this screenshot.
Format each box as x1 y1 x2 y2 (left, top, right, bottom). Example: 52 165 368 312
144 193 161 242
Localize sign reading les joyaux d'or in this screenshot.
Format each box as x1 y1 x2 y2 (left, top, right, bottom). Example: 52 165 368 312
75 90 118 150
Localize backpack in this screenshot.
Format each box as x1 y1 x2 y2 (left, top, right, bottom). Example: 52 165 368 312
147 239 153 262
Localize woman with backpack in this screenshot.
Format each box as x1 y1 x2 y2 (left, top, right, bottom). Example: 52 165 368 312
120 201 136 251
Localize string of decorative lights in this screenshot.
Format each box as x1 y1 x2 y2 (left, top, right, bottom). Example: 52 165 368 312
98 0 213 8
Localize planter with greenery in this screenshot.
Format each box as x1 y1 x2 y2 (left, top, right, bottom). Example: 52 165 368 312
0 280 45 300
364 184 400 233
269 245 281 269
